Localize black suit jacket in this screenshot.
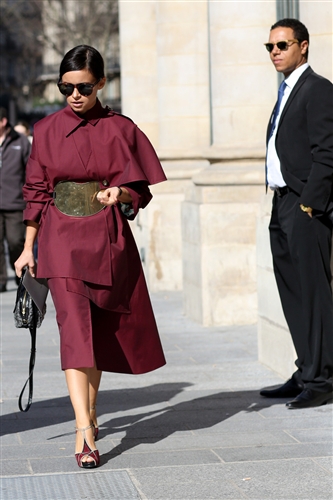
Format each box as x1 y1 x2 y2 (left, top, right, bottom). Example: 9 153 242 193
267 67 333 212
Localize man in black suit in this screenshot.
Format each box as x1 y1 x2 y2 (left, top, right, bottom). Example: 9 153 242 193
260 19 333 409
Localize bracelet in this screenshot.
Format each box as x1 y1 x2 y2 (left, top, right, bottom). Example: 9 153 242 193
117 187 123 198
300 204 312 213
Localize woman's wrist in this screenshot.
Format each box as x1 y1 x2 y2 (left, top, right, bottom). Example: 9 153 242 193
23 243 35 253
117 186 133 204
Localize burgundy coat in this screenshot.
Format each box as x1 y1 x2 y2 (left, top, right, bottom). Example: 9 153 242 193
23 100 167 374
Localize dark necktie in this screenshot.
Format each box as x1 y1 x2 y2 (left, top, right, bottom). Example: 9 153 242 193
268 80 287 139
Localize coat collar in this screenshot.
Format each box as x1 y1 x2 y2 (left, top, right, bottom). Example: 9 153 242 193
63 99 108 137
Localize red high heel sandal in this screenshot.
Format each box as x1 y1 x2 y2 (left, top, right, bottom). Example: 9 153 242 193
75 424 100 469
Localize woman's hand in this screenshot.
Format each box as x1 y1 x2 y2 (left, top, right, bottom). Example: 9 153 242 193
97 186 133 206
97 187 121 206
14 249 36 278
14 221 39 278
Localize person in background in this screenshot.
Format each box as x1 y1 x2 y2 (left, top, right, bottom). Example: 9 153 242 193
0 107 31 292
260 19 333 409
14 120 33 143
15 45 166 469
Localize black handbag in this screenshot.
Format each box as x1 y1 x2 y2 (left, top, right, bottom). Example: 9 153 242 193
13 268 49 411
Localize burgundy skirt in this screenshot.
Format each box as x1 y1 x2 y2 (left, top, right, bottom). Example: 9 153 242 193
48 277 166 374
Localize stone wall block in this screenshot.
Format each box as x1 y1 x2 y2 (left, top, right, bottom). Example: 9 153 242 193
157 22 208 56
209 1 275 26
145 193 183 291
132 161 208 292
212 65 276 107
183 281 204 324
212 106 269 150
159 117 210 151
257 267 288 327
256 193 273 270
157 1 207 23
200 203 258 246
300 2 333 35
159 54 209 86
256 194 295 379
181 199 202 245
258 319 297 379
158 85 209 117
182 163 262 326
211 26 273 66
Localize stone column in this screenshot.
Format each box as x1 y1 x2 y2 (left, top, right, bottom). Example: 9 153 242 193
155 1 211 155
132 160 209 292
119 0 212 291
180 2 275 325
256 193 297 379
182 161 264 326
119 0 159 146
300 0 333 81
207 1 276 153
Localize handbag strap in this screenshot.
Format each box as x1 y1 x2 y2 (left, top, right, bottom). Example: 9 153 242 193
18 306 37 412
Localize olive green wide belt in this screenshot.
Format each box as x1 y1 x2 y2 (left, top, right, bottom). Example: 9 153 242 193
53 181 105 217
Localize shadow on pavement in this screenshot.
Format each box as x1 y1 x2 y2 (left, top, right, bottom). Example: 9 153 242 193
0 383 190 437
0 383 280 462
99 388 279 464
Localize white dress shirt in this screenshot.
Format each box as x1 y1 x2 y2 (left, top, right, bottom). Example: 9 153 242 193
267 63 309 189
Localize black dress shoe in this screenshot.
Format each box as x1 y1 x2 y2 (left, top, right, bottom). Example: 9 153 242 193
286 388 333 409
260 377 303 398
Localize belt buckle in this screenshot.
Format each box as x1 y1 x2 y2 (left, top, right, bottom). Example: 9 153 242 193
53 181 105 217
275 186 288 197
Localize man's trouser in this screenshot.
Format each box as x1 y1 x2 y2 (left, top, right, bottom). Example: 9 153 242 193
269 190 333 393
0 210 25 287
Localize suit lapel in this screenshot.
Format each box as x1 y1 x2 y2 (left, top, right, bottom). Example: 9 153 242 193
277 67 313 130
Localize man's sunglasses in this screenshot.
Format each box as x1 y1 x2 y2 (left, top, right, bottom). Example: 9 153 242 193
57 79 100 97
264 39 299 53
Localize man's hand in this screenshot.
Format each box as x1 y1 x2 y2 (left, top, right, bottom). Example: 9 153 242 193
300 204 313 218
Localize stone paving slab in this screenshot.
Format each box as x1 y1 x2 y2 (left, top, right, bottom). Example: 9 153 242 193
1 288 332 499
109 429 297 451
283 427 333 443
312 456 333 472
214 442 333 462
132 460 333 500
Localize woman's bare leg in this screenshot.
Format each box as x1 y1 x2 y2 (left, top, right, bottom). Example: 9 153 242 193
89 364 102 428
65 368 98 462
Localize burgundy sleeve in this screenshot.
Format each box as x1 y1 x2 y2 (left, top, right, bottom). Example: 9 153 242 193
23 135 51 224
120 182 153 220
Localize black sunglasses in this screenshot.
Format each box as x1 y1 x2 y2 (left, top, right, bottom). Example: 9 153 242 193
57 79 100 97
264 39 299 53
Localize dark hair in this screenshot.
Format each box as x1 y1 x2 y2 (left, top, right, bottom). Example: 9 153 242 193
15 120 30 131
271 18 309 58
0 107 8 120
59 45 105 81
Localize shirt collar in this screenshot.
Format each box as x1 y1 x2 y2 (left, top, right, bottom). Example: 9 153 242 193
63 99 107 137
285 62 309 90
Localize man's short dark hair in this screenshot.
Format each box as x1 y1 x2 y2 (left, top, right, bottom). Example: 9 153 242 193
0 107 8 120
271 18 309 59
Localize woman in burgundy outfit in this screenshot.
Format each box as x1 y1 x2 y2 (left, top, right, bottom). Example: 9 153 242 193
15 46 166 469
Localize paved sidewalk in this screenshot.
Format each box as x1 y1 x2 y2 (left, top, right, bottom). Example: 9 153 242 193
1 276 332 499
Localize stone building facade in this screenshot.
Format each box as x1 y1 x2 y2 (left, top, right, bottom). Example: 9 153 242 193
119 0 332 378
